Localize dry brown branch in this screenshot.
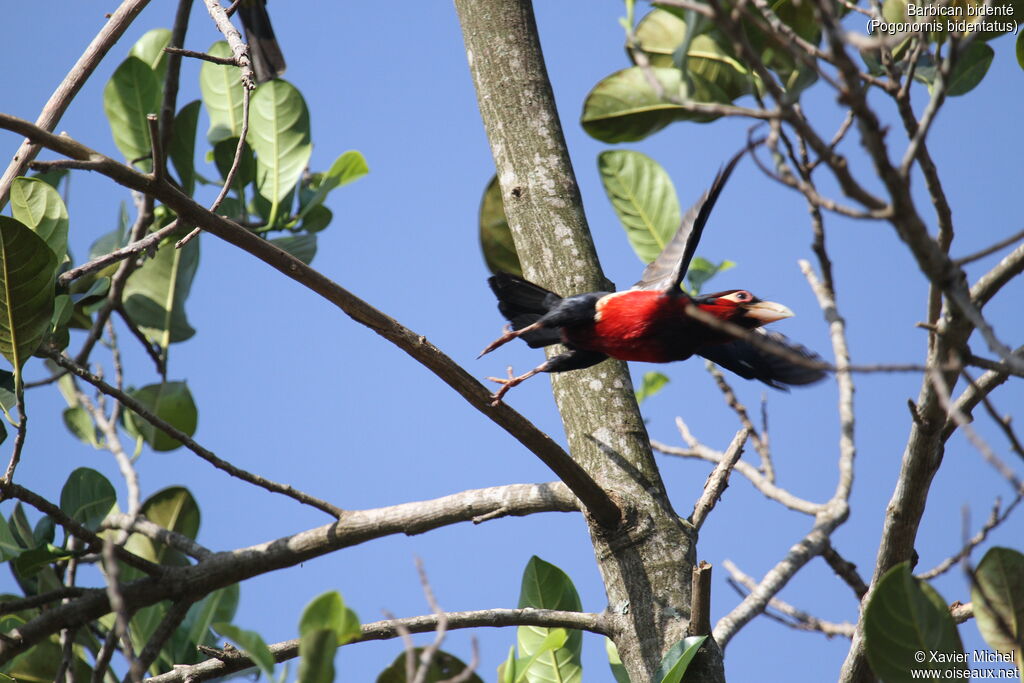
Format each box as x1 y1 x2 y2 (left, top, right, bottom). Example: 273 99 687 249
200 0 255 88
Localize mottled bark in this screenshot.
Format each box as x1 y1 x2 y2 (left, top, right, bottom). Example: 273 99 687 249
453 1 721 680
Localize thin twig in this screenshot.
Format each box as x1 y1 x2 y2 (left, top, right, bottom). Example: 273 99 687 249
200 0 255 89
162 46 236 66
48 350 346 518
955 228 1024 266
690 429 749 531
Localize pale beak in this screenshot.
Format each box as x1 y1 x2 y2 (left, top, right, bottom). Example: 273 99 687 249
743 300 794 324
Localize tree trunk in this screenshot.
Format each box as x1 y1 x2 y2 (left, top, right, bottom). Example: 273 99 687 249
453 1 723 679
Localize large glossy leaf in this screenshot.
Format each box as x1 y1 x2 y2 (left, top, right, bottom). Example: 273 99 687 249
972 547 1024 672
213 137 256 188
633 8 690 67
59 468 115 532
0 216 58 371
169 100 201 196
129 28 172 84
298 591 362 683
9 177 69 261
103 57 161 172
656 636 706 683
598 150 680 263
479 175 521 276
249 79 313 223
945 42 994 97
582 66 726 143
62 406 100 448
271 234 317 265
213 623 275 677
200 41 245 144
377 647 484 683
605 638 630 683
122 233 199 345
122 485 201 583
517 556 583 683
864 562 966 682
124 381 198 452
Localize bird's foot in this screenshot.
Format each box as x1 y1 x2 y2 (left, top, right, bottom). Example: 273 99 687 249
477 321 544 359
486 366 522 406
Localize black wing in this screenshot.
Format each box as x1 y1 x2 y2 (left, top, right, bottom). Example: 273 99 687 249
237 0 287 83
633 144 750 294
488 273 563 348
697 330 828 390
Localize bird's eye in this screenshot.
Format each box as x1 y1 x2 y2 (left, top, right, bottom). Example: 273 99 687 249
734 291 751 301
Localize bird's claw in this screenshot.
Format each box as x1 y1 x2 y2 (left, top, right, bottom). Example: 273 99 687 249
486 366 519 406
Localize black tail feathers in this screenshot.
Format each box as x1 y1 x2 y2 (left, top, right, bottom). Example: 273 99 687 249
487 273 563 349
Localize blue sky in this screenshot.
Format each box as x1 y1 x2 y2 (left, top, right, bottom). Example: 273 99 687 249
2 2 1023 681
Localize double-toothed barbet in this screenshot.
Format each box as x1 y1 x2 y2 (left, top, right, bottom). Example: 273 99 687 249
479 146 826 405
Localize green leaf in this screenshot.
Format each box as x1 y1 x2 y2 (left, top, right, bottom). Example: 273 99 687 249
972 547 1024 673
12 544 74 577
62 407 100 448
9 177 69 261
103 57 161 171
632 8 690 67
295 150 369 223
200 41 245 144
122 234 199 345
479 175 521 276
0 516 21 561
582 66 725 143
598 150 681 263
686 257 735 295
301 205 333 233
376 647 484 683
0 216 58 371
517 556 583 683
271 234 317 265
1017 31 1024 71
129 28 172 84
169 100 201 196
249 79 313 224
512 629 569 683
864 562 966 682
635 372 670 404
88 206 129 261
656 635 706 683
298 591 361 683
59 468 115 531
213 623 275 677
0 370 17 411
945 42 994 97
124 381 198 452
605 637 630 683
30 167 67 191
213 137 257 188
166 583 240 665
124 486 200 568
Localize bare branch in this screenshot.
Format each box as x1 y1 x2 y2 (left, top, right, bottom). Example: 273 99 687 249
102 513 214 561
200 0 255 89
690 429 749 531
723 560 856 639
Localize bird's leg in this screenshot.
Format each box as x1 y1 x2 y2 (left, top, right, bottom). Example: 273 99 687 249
477 321 545 359
486 365 545 406
486 349 608 405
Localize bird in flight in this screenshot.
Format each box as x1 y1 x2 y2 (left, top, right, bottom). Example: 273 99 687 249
479 146 826 405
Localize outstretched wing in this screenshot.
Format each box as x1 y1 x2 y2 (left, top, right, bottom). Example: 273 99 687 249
697 330 828 390
633 144 750 294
